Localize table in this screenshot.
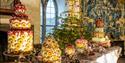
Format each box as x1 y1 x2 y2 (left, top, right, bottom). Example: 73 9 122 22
63 46 122 63
1 46 122 63
80 46 122 63
95 46 121 63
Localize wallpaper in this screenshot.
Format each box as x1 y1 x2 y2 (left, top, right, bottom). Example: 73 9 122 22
82 0 125 39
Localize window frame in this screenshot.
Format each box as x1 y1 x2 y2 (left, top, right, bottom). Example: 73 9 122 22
41 0 58 42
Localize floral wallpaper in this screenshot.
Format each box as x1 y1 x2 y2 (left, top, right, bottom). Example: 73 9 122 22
82 0 125 40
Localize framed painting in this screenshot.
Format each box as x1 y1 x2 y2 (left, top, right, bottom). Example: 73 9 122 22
0 0 20 15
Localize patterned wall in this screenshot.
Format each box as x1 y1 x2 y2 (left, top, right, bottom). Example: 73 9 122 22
82 0 125 39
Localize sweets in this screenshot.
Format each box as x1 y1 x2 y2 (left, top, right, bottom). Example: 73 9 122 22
7 3 33 55
14 2 26 15
41 37 61 63
10 17 31 29
8 30 33 54
92 18 111 47
75 38 88 49
65 44 75 56
75 37 88 53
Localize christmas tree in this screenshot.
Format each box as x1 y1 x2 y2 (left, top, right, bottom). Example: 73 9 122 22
52 0 94 49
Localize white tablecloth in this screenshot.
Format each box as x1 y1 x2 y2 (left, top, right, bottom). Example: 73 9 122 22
96 46 121 63
77 46 122 63
62 46 122 63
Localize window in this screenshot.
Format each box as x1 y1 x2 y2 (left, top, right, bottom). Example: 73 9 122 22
46 0 56 35
40 1 43 42
41 0 58 42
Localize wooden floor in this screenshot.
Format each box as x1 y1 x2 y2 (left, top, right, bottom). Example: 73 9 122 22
117 58 125 63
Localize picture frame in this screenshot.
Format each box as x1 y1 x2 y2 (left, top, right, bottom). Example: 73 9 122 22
0 0 20 15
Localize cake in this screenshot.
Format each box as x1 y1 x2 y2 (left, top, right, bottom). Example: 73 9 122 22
41 36 61 63
92 18 111 47
8 30 33 54
10 16 31 29
14 2 26 15
75 37 88 53
75 37 88 49
65 44 75 57
7 3 33 55
10 2 30 29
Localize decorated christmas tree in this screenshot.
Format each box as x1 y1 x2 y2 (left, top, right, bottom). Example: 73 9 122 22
52 0 94 49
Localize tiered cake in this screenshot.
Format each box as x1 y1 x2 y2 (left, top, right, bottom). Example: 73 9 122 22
41 36 61 63
10 16 31 29
92 18 110 47
7 3 33 55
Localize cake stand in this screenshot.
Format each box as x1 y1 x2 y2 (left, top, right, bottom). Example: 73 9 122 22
3 51 31 62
